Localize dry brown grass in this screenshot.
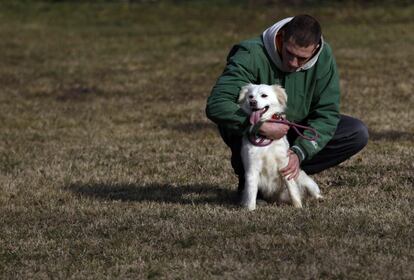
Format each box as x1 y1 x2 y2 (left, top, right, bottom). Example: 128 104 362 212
0 1 413 279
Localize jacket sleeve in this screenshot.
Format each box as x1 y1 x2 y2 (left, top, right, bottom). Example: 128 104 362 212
205 45 258 137
292 55 341 161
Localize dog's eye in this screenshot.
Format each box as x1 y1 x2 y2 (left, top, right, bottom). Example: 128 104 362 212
248 95 253 99
261 94 268 98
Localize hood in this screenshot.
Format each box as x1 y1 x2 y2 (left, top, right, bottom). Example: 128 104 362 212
262 17 324 72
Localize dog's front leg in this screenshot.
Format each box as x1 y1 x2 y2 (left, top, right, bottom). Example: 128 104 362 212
284 178 302 208
241 171 259 211
278 156 303 208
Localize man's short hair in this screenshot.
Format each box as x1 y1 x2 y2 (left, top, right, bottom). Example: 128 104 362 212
282 15 322 47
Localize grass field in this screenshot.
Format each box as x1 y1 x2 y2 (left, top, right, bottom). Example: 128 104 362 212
0 1 413 279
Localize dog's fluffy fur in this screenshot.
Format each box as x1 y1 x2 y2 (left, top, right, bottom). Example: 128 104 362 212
238 84 322 210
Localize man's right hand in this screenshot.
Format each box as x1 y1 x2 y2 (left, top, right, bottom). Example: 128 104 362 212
258 122 289 140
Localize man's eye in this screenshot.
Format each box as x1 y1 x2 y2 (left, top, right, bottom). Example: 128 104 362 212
261 94 268 98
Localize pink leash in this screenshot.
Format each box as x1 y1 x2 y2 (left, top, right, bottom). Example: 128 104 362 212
249 113 319 147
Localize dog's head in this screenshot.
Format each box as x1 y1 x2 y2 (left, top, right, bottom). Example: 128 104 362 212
238 84 287 119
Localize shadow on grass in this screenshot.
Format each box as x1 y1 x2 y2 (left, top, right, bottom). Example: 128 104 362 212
369 130 413 141
66 182 237 206
169 121 217 133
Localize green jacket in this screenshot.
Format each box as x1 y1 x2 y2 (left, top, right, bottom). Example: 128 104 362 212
205 36 340 161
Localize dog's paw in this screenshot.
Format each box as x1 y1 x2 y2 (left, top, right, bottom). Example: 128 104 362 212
292 200 303 208
247 205 256 211
241 201 256 211
314 194 324 201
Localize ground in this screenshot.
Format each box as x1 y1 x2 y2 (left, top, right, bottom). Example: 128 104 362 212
0 1 413 279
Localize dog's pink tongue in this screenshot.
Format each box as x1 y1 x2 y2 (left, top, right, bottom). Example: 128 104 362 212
249 108 265 125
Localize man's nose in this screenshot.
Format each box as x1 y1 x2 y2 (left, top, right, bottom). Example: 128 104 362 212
289 57 299 68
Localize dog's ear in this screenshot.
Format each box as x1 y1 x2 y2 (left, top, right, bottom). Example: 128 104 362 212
238 84 251 104
272 85 287 107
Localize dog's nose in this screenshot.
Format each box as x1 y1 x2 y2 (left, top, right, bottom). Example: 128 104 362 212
249 100 257 107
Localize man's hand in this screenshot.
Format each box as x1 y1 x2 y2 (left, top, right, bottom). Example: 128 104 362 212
280 150 300 180
259 122 289 140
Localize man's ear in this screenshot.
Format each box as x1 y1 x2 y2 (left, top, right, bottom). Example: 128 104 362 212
238 84 252 104
272 84 287 107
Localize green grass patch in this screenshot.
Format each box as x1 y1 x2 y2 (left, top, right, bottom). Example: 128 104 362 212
0 1 413 279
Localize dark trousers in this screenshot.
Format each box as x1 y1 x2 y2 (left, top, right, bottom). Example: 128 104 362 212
221 115 369 192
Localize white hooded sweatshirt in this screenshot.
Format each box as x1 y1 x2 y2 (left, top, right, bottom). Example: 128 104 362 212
262 17 325 72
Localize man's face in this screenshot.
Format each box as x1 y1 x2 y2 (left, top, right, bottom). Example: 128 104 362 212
281 38 319 72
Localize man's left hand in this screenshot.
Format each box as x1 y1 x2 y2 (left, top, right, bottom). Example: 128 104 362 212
280 150 300 180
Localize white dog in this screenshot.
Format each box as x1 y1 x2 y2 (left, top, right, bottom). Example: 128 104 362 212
238 84 322 210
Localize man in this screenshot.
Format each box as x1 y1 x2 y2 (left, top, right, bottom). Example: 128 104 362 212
205 15 368 197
